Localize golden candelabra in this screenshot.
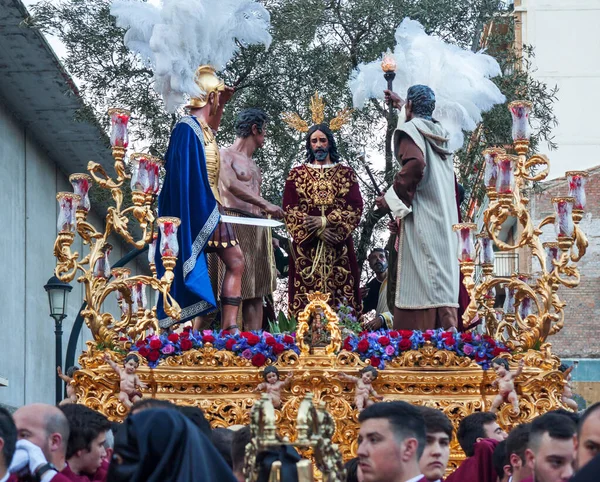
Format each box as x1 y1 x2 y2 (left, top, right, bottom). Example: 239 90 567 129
455 101 589 351
53 109 181 345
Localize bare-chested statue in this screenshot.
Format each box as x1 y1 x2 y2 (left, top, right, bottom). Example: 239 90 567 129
219 108 284 329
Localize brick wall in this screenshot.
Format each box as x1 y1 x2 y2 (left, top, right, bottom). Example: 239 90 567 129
528 166 600 357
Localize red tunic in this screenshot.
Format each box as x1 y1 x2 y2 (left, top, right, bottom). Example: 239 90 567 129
283 163 363 317
445 438 499 482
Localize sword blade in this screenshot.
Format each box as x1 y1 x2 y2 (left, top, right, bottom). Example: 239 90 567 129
220 215 283 228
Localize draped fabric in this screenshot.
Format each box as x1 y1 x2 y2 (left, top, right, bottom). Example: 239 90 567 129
156 116 220 328
283 164 363 317
107 409 237 482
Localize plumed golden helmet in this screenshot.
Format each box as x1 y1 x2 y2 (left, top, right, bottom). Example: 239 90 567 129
186 65 225 112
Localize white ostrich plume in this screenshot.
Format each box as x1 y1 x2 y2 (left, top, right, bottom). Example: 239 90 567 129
111 0 272 112
349 18 506 151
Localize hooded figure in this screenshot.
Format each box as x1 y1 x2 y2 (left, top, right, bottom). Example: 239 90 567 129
107 409 237 482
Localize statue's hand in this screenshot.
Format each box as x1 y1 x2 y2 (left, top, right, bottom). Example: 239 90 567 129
383 90 405 110
220 86 235 104
304 215 323 232
264 203 284 219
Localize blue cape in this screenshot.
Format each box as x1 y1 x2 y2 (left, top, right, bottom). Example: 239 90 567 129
155 116 219 327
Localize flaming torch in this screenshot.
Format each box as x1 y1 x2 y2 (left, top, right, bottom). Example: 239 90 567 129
381 50 397 121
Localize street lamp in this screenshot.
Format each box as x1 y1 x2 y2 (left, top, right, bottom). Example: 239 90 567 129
44 275 72 404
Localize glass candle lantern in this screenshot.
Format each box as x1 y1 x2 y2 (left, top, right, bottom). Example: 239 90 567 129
508 100 533 141
566 171 588 211
69 174 92 212
108 108 130 148
496 154 516 194
56 192 80 233
93 245 112 279
157 217 181 258
132 282 147 311
543 242 559 272
552 197 575 238
482 147 505 190
453 223 477 263
129 153 150 193
503 286 516 314
146 156 163 195
478 232 495 265
148 233 158 265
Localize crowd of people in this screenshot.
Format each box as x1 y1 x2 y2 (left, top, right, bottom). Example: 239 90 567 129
1 396 599 482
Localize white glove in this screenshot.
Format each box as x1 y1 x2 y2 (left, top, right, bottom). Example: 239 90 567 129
15 439 48 472
8 448 29 474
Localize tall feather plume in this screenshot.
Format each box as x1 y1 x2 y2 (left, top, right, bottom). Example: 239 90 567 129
349 18 506 151
111 0 272 112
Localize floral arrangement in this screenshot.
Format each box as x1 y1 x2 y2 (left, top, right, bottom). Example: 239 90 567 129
342 328 510 370
336 301 362 335
130 329 300 368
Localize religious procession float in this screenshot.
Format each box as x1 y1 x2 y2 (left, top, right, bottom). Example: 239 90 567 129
50 0 589 478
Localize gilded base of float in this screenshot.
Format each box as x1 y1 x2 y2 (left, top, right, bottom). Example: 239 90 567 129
74 342 567 470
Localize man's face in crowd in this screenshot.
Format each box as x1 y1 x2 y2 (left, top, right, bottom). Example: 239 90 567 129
310 130 329 162
526 433 575 482
76 431 107 475
483 421 508 442
576 410 600 470
13 407 53 461
419 432 450 481
357 418 404 482
368 251 388 274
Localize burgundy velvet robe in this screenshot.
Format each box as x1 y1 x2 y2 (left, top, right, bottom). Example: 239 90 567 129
445 438 499 482
283 164 363 317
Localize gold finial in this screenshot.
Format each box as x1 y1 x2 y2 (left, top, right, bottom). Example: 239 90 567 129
282 92 352 133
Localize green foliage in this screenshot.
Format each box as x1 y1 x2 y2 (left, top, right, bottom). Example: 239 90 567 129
29 0 557 274
268 310 297 333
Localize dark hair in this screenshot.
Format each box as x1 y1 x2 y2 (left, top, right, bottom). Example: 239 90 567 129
493 440 509 479
457 411 498 457
368 248 387 259
529 413 576 453
212 428 235 468
305 124 340 163
66 366 80 378
0 407 16 467
344 457 360 482
177 406 212 440
124 354 140 365
578 402 600 437
492 358 510 370
235 108 269 138
130 398 175 413
262 366 280 380
406 85 435 119
548 408 580 426
360 366 378 380
231 426 252 473
60 404 111 459
506 423 530 465
418 406 453 440
359 401 426 458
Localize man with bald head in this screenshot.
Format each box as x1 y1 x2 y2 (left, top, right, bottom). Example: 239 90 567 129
576 402 600 471
12 404 71 481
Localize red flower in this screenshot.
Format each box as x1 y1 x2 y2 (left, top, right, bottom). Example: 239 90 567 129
389 331 399 339
202 335 215 343
475 353 487 362
399 330 413 339
462 333 473 343
180 338 193 351
283 335 294 344
149 339 162 350
251 353 267 367
135 339 146 348
168 333 179 343
138 347 150 358
357 339 370 353
240 332 252 339
119 336 128 342
378 336 390 346
183 327 191 333
423 333 432 341
441 331 454 340
273 343 285 355
225 339 236 351
265 337 276 346
444 339 456 348
247 334 260 346
492 347 506 357
370 356 380 367
147 350 160 362
399 339 412 351
343 341 353 352
180 331 190 339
